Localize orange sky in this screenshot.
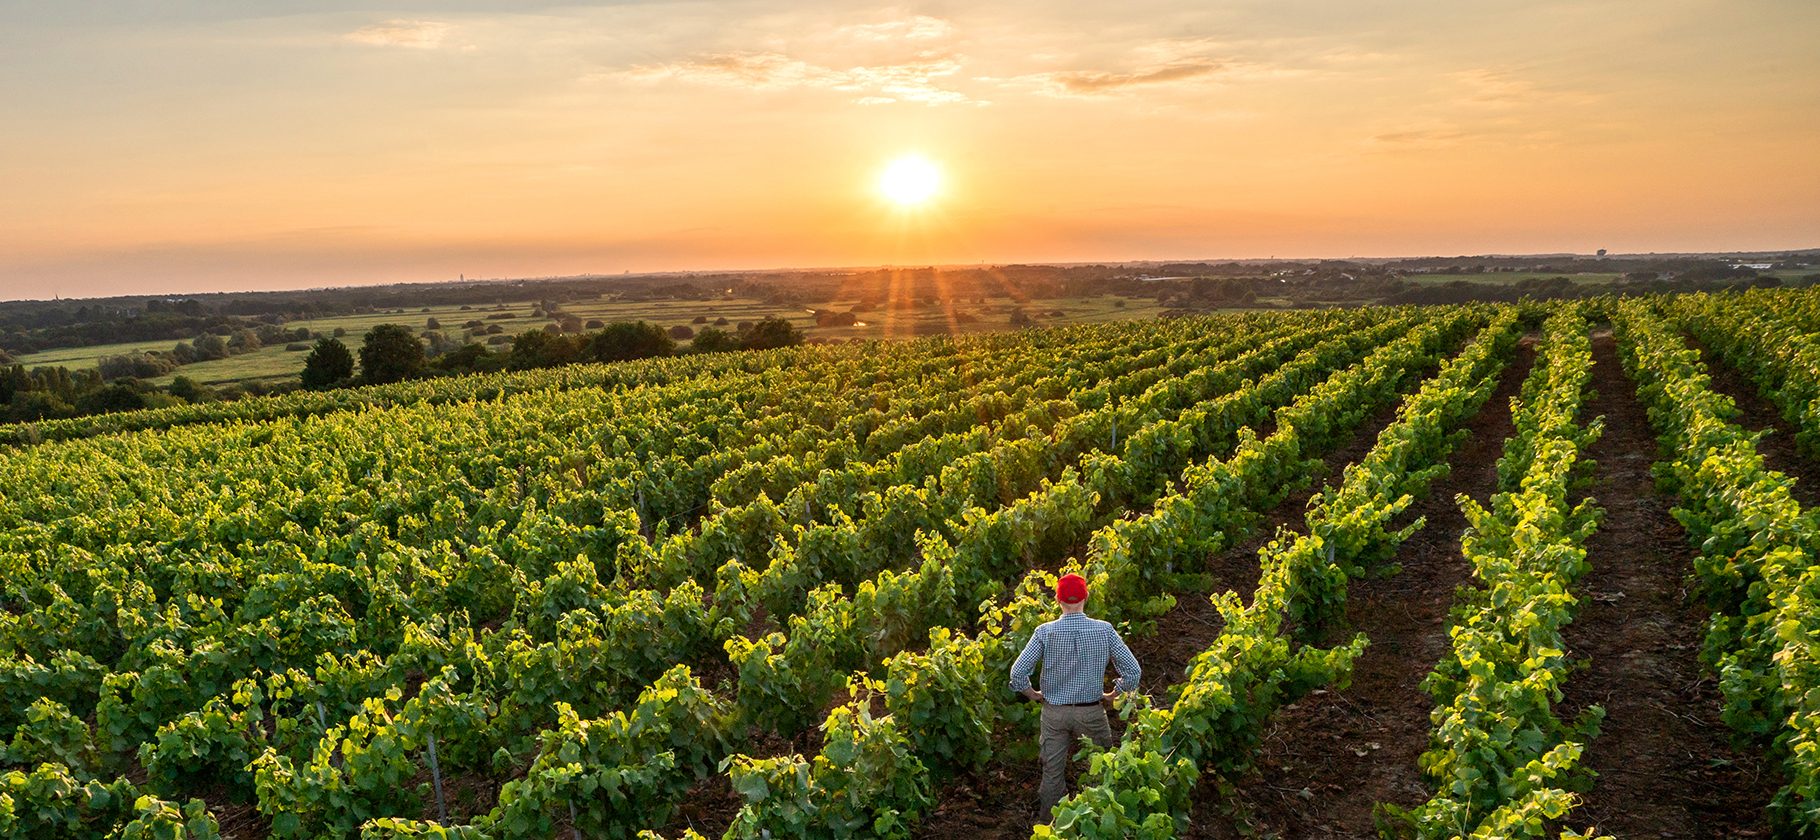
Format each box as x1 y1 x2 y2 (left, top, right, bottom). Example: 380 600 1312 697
1 1 1815 300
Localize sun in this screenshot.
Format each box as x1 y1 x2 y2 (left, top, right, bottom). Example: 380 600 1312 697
879 156 939 204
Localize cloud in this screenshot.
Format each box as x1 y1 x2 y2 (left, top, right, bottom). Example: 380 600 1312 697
821 15 954 46
1042 62 1221 94
620 52 842 89
1454 69 1536 107
610 51 972 104
1368 128 1466 148
1452 68 1596 109
1002 39 1229 97
344 20 451 49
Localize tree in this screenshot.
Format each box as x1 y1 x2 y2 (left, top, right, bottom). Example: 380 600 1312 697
590 321 674 363
227 328 262 353
192 335 229 361
431 342 500 374
76 382 149 415
740 318 803 351
301 337 355 388
691 328 739 353
426 317 442 331
508 329 584 370
358 325 423 384
169 376 216 403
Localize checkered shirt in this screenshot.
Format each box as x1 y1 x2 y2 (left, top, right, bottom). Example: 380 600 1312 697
1007 611 1141 705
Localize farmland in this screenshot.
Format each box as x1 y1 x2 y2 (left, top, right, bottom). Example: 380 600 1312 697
24 295 1170 390
5 291 1820 838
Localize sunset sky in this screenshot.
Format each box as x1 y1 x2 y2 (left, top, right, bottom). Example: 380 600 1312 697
1 0 1815 300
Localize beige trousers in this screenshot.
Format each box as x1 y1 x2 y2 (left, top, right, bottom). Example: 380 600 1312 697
1038 702 1116 818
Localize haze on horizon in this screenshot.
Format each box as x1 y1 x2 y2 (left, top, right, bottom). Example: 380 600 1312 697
1 0 1815 302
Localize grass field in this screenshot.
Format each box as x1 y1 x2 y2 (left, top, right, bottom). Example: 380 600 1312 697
1401 271 1622 286
13 294 1173 387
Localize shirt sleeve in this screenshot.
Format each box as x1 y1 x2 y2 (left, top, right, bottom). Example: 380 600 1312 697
1109 628 1141 694
1008 627 1044 693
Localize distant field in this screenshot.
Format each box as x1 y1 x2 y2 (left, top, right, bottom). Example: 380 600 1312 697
1402 271 1621 286
18 338 188 369
21 271 1813 388
13 294 1169 387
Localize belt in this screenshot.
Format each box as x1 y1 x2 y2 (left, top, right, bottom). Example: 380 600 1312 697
1053 700 1102 707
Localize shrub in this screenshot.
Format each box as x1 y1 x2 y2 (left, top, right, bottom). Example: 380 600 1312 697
169 376 216 403
300 338 354 389
76 382 151 415
692 328 738 353
358 325 423 384
591 321 674 363
508 329 585 370
740 319 803 351
98 353 178 380
193 335 230 360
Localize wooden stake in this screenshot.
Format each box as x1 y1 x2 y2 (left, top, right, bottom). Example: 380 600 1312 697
427 733 447 827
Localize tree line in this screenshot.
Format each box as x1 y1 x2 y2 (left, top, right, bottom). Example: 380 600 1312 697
0 318 805 425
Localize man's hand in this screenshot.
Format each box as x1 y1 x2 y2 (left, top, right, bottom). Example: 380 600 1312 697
1102 690 1119 702
1023 689 1044 703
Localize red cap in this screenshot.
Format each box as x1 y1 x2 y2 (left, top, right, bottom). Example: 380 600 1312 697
1056 573 1088 604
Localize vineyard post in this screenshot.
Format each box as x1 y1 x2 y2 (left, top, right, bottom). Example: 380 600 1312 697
568 800 581 840
315 701 342 768
637 487 649 541
427 732 447 827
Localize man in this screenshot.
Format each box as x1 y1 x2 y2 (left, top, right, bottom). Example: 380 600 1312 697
1008 572 1143 819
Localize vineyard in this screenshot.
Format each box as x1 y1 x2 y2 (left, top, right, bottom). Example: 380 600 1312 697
6 291 1820 838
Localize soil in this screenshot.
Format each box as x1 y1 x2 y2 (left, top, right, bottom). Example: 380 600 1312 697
912 357 1442 840
1686 336 1820 509
1178 341 1536 838
1556 333 1776 838
207 328 1810 840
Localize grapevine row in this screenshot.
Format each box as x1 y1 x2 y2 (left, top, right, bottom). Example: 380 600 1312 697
1671 288 1820 458
1614 299 1820 835
0 311 1404 837
1382 307 1606 839
1039 307 1520 839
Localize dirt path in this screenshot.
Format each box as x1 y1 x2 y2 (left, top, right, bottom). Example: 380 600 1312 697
1556 333 1776 837
1179 344 1534 838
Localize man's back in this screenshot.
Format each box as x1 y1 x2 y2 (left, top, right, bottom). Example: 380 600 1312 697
1010 611 1141 705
